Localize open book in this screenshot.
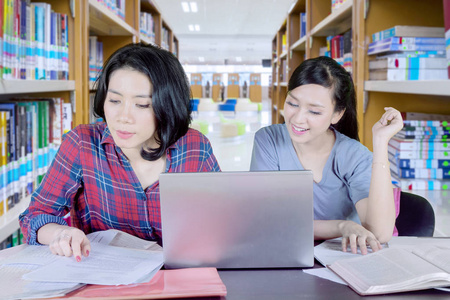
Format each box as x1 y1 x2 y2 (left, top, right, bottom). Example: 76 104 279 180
328 245 450 295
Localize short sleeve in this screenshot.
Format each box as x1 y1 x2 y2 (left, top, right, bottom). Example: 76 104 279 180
250 127 280 171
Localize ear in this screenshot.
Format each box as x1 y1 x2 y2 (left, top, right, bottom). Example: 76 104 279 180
331 109 345 125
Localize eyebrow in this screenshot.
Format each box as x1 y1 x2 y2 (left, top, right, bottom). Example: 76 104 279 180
108 89 152 99
287 91 325 108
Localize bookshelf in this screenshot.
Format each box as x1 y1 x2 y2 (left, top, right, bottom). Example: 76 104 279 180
0 0 178 246
270 0 450 148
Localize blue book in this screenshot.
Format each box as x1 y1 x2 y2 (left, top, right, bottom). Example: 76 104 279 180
396 158 450 169
0 104 18 207
35 5 45 80
370 37 446 48
368 43 446 55
396 167 450 179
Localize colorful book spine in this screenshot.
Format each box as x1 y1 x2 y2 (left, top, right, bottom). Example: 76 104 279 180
394 167 450 179
403 120 450 127
369 68 448 80
370 37 445 47
392 175 449 190
445 0 450 79
368 57 447 70
368 43 446 56
376 50 446 58
389 147 450 159
34 4 45 79
372 26 445 42
389 139 450 151
0 111 6 216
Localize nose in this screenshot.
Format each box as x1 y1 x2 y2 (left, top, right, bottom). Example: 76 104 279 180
117 102 134 123
292 107 307 123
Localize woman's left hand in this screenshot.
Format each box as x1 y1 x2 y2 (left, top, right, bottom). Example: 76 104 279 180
372 107 403 142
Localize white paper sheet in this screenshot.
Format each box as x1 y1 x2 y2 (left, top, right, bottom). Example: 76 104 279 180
303 268 347 285
23 242 164 285
0 264 83 300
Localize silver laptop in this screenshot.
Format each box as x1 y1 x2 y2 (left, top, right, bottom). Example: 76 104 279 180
159 171 314 269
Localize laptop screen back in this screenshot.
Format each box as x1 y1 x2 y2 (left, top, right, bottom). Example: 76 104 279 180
159 171 314 269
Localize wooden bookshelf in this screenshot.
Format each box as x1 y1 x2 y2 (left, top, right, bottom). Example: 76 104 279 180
0 0 178 246
0 196 31 243
271 0 450 149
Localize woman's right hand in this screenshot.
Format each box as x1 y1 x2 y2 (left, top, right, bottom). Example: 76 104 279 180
339 220 382 255
38 224 91 262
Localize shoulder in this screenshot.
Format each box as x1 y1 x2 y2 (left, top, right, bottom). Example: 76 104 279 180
333 131 372 172
255 124 290 144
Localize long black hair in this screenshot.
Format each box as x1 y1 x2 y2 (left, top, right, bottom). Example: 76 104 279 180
93 43 192 160
288 56 359 141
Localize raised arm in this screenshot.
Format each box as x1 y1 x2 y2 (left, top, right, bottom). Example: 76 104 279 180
355 107 404 242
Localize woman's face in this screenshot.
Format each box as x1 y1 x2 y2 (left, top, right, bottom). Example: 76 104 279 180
103 68 158 153
283 84 344 147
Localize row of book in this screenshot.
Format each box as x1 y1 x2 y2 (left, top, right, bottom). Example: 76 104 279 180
319 29 352 74
88 36 104 84
0 228 23 250
140 11 156 44
446 0 450 78
96 0 126 21
388 113 450 191
161 26 171 51
0 0 70 80
368 25 448 81
0 98 73 217
331 0 349 12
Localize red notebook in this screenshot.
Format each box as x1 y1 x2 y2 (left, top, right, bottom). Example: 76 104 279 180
50 268 226 299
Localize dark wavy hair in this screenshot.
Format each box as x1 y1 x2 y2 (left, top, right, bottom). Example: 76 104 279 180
93 43 192 160
288 56 359 141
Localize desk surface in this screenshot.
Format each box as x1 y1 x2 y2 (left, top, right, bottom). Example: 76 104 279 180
215 265 449 300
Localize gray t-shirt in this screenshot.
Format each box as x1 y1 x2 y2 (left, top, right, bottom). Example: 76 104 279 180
250 124 373 222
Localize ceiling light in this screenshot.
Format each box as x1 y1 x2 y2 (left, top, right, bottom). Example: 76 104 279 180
236 57 242 62
190 2 198 12
194 24 200 31
198 57 205 62
188 24 194 31
181 2 190 12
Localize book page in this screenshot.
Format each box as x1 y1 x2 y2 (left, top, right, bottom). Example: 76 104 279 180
329 248 449 294
413 245 450 273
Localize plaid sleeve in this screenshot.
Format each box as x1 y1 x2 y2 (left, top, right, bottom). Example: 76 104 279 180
19 127 84 245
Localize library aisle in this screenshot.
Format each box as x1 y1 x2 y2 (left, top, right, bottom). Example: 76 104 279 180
205 98 450 238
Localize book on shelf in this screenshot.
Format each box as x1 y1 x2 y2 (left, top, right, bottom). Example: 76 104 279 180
403 119 450 127
368 68 448 80
328 245 450 295
445 0 450 79
369 57 447 70
372 25 445 42
401 112 450 121
368 43 446 56
392 175 449 190
389 137 450 151
300 12 306 38
370 37 446 48
392 157 450 169
376 50 446 58
393 167 450 179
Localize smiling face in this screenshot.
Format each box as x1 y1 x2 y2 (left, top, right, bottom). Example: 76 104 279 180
283 84 344 148
103 68 157 155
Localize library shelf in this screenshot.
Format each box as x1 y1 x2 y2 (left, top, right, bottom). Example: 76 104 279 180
310 0 352 37
364 80 450 96
291 36 307 51
0 196 31 243
0 80 76 94
280 82 288 87
88 0 136 36
280 52 288 60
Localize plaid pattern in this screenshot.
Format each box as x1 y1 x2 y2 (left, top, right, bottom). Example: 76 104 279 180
19 123 220 245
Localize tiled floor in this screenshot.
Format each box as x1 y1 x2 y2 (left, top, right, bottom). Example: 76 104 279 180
196 97 450 238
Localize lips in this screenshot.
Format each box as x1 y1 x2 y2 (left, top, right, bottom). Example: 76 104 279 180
291 124 309 135
116 130 134 139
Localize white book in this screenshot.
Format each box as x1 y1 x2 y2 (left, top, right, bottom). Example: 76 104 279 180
369 57 447 69
369 68 448 80
328 245 450 295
